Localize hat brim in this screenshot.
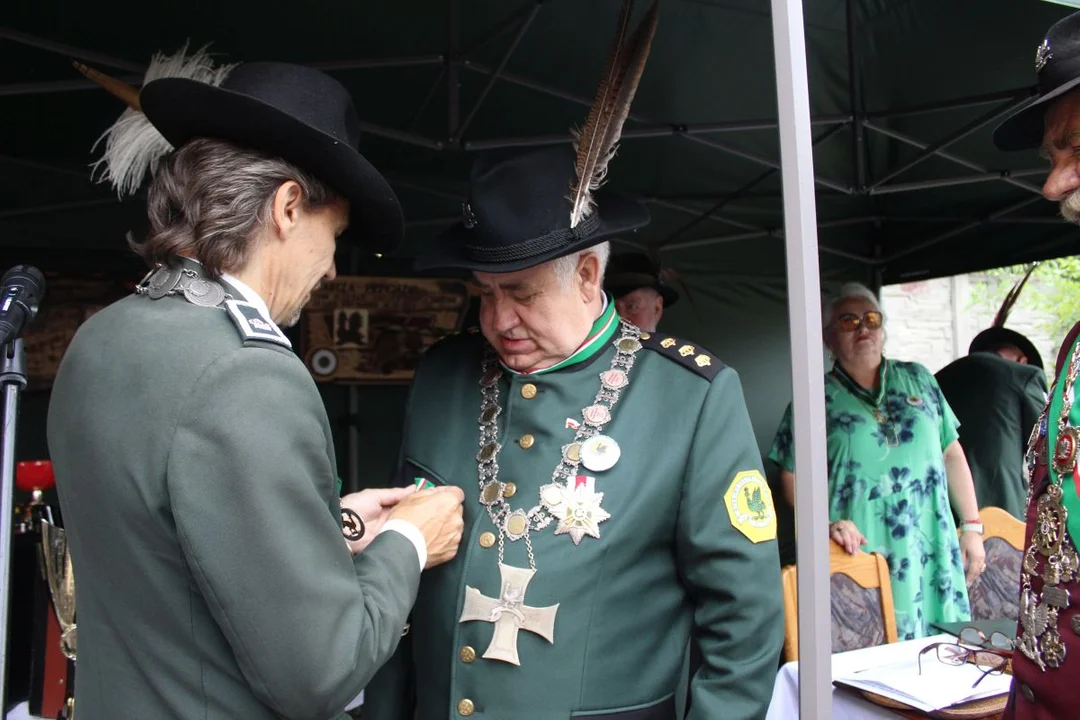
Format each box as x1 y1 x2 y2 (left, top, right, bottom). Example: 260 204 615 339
414 194 650 273
993 78 1080 151
606 274 679 307
969 327 1044 369
139 77 404 253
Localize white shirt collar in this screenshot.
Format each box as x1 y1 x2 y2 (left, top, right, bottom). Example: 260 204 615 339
178 258 290 347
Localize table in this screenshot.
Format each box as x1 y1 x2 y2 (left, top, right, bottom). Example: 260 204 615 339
765 634 1011 719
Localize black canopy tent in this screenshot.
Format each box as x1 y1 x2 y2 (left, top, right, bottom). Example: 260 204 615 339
0 0 1074 282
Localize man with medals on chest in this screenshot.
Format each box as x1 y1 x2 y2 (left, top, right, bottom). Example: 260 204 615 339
364 4 783 718
993 11 1080 718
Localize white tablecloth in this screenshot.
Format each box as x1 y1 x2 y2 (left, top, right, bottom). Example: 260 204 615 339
765 633 1011 719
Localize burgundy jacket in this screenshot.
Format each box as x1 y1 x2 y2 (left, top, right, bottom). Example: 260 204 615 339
1004 321 1080 719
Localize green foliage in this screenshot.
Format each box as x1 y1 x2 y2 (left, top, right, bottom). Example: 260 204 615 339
968 258 1080 345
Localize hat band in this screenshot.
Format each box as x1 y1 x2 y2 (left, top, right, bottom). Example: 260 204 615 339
463 212 601 263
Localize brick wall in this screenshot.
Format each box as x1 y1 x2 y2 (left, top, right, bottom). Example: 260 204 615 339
880 275 1058 376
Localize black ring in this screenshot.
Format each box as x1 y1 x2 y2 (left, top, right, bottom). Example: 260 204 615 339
341 508 365 542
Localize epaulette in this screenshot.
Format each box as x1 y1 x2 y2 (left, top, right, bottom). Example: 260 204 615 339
640 331 724 382
225 300 291 349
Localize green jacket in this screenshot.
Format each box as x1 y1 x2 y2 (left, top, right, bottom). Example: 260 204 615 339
365 327 783 720
46 263 420 720
935 352 1048 520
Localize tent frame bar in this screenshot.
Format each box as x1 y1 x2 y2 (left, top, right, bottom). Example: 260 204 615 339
770 1 832 717
885 195 1045 262
846 0 868 189
863 121 1043 196
868 96 1036 191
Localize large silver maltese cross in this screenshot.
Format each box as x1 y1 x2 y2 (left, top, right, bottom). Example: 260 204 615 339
458 563 559 665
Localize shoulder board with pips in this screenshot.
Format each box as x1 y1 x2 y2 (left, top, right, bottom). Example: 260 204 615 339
640 332 724 381
224 300 291 349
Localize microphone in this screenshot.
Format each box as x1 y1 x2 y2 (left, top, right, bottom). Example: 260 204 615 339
0 265 45 346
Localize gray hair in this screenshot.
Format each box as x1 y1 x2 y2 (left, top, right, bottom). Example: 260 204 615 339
822 281 883 330
134 138 340 277
551 241 612 288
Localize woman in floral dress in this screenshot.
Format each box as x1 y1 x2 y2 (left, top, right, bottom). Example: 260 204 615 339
769 282 987 640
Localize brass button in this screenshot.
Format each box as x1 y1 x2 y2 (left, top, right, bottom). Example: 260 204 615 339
1021 684 1035 703
519 434 535 449
459 646 476 663
458 698 475 716
640 332 651 339
478 532 495 548
521 383 537 399
503 482 517 498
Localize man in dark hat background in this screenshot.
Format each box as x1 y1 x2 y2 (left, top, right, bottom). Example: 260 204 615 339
991 9 1080 719
364 5 781 717
46 49 465 720
935 322 1048 521
604 251 679 333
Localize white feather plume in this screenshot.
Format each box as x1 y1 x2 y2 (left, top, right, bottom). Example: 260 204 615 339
90 42 238 197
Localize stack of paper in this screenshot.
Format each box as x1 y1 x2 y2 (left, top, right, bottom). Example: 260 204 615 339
834 656 1013 713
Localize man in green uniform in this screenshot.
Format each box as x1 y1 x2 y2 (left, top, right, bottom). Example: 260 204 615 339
936 326 1047 520
604 252 679 333
363 142 783 719
46 55 465 719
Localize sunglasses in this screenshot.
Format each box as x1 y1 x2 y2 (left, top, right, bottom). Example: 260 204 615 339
836 311 883 332
917 642 1009 688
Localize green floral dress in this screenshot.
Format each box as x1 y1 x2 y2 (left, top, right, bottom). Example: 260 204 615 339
768 358 972 640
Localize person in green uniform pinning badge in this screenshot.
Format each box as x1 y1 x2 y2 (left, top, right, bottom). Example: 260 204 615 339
768 282 984 641
363 5 782 719
46 48 465 720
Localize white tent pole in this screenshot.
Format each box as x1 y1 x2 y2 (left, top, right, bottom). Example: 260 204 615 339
770 0 831 718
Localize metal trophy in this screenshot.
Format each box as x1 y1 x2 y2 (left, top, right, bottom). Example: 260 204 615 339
39 519 76 719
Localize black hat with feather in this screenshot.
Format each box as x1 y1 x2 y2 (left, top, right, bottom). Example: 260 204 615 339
78 43 404 254
969 263 1044 368
417 0 659 273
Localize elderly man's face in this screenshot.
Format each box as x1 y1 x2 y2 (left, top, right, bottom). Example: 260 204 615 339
615 287 663 332
1041 91 1080 223
474 254 603 373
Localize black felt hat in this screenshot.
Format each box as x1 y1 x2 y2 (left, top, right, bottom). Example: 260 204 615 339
604 252 679 306
970 327 1044 369
415 146 650 273
139 61 404 253
994 11 1080 151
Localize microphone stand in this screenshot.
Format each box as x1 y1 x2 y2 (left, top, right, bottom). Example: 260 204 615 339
0 338 27 712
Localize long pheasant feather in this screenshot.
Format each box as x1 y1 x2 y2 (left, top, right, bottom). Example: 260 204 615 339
993 262 1039 327
569 0 660 227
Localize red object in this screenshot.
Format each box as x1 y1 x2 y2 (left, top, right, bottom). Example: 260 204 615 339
16 460 54 493
40 603 68 718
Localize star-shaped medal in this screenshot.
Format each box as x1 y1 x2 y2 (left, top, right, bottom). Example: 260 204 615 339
551 480 611 545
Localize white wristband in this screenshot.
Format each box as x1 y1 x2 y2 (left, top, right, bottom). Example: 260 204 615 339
960 522 984 535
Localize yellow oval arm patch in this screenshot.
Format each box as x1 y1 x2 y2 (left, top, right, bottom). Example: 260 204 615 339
724 470 777 543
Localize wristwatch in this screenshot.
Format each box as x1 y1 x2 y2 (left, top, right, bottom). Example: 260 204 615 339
959 521 984 535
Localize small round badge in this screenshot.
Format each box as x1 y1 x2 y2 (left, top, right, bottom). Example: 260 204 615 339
583 404 612 427
580 435 621 472
906 395 923 407
183 278 226 308
600 369 629 390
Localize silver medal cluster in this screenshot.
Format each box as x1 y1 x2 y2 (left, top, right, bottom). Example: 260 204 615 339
475 321 643 567
136 265 228 308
